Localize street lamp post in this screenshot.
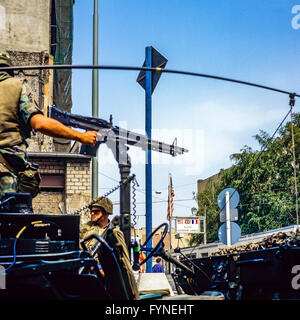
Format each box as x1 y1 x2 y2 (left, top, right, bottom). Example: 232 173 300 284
92 0 99 198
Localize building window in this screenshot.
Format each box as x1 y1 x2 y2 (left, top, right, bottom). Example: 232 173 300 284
40 174 64 190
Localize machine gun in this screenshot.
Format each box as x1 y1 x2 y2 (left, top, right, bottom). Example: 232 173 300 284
48 105 188 163
48 105 188 251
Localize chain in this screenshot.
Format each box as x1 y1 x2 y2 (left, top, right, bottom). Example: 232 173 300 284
132 177 139 235
70 174 136 216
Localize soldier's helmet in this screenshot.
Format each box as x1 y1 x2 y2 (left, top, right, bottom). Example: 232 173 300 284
89 196 113 215
0 50 13 67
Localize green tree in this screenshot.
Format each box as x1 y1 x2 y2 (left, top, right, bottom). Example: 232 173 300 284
190 179 222 245
191 112 299 245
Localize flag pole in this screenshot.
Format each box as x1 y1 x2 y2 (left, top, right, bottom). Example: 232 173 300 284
169 173 172 252
167 172 173 273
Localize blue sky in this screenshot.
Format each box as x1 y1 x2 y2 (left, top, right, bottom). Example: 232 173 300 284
71 0 300 229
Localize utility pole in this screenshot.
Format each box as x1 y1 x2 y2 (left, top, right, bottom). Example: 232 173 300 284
204 205 207 245
92 0 99 198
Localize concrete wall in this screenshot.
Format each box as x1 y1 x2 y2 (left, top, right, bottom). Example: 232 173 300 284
0 0 51 53
0 1 54 152
0 0 75 154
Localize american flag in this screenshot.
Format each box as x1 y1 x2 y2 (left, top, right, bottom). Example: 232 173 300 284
167 174 174 220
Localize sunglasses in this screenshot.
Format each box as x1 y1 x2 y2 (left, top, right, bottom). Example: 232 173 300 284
90 209 102 214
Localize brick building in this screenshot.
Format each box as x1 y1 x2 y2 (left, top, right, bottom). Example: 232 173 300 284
197 173 220 194
29 153 91 218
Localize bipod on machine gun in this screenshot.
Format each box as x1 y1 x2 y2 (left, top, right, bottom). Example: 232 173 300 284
48 105 188 251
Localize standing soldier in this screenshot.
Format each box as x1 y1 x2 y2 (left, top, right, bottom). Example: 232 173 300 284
0 50 100 198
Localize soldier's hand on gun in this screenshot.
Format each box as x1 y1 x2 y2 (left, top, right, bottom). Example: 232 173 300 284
79 131 102 146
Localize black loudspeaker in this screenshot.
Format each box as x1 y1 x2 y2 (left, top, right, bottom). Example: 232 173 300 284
0 212 80 254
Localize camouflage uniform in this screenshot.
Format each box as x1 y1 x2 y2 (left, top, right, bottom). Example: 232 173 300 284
80 196 114 250
80 197 140 300
80 220 110 251
0 51 43 197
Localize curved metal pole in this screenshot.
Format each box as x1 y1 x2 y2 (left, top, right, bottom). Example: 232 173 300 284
1 64 299 98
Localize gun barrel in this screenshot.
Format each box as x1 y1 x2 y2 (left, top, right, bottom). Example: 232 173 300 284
114 128 188 156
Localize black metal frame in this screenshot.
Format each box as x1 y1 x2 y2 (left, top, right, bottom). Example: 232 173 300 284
177 245 300 300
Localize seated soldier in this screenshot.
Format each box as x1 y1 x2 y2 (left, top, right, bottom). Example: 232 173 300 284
80 197 140 300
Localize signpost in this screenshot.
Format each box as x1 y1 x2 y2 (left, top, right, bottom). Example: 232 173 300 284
170 215 205 274
217 188 241 246
175 217 204 234
219 208 238 223
218 222 241 246
225 191 231 246
137 46 168 272
217 188 240 210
